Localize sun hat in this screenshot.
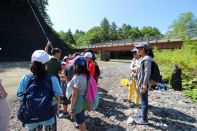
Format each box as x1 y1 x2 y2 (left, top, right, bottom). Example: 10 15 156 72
130 47 138 52
84 52 93 58
31 50 51 64
134 42 149 50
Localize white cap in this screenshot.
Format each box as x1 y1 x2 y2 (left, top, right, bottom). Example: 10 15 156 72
84 52 92 58
31 50 51 64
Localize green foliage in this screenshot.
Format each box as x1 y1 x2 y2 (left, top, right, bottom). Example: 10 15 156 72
73 17 162 46
74 30 85 45
31 0 53 27
141 26 161 37
166 12 197 39
154 40 197 81
110 22 118 40
129 27 142 38
119 23 132 39
82 27 101 44
154 40 197 104
58 29 76 45
183 89 197 104
100 17 111 41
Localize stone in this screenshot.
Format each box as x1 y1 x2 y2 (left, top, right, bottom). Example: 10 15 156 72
110 115 116 122
118 114 124 118
127 116 134 125
85 118 91 123
191 128 197 131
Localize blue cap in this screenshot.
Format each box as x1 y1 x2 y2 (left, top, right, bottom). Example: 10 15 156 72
74 56 87 66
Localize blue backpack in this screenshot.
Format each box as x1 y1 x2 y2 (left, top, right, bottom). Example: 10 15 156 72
17 74 55 125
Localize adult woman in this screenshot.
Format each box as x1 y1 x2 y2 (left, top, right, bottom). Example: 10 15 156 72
17 50 62 131
69 56 89 131
0 78 11 131
134 42 153 125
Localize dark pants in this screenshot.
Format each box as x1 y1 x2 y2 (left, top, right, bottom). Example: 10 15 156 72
139 88 148 122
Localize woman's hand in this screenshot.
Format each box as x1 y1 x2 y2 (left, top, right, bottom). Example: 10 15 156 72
141 86 147 94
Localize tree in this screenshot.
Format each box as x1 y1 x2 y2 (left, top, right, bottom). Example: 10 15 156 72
31 0 53 27
141 26 161 37
82 27 101 44
120 23 132 39
100 17 110 41
58 29 76 45
166 12 197 39
128 27 142 39
110 22 118 40
74 29 85 45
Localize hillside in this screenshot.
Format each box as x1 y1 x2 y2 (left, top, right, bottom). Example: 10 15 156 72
0 0 69 62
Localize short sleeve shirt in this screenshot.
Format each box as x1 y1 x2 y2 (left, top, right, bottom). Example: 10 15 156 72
16 74 62 130
47 56 61 81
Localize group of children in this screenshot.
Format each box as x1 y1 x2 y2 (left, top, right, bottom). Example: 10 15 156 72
0 41 155 131
15 41 99 131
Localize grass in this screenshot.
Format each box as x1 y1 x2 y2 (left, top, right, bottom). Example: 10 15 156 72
153 40 197 104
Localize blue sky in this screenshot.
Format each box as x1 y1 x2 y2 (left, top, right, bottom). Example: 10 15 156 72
47 0 197 34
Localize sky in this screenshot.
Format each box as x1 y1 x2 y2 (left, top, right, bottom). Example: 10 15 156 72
47 0 197 34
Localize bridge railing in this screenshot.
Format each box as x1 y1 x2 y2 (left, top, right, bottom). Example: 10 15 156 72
78 31 197 49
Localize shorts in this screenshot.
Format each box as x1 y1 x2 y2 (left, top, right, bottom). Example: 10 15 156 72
75 110 86 125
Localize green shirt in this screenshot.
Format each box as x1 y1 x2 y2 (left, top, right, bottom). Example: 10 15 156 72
47 56 61 82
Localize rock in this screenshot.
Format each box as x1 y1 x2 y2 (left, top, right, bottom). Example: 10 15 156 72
160 124 168 130
118 114 124 118
85 118 91 123
127 116 134 125
110 115 117 122
191 128 197 131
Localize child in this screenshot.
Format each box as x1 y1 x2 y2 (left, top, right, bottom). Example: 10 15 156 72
69 56 89 131
59 61 69 118
17 50 62 130
128 48 141 107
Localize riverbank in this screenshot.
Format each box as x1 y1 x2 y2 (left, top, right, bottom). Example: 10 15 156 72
0 60 196 130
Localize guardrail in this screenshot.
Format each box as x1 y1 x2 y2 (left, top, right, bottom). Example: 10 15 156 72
78 32 197 49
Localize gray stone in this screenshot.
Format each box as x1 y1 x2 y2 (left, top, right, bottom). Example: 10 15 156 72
110 115 117 122
191 128 197 131
127 116 134 125
85 118 91 123
118 114 124 118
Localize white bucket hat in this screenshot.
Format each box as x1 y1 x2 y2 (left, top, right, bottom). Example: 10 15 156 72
31 50 51 64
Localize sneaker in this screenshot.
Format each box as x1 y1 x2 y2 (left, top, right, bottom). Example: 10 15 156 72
71 118 79 129
58 112 69 118
134 117 148 125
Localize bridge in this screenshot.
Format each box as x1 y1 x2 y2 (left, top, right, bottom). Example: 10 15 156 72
78 35 197 52
77 35 197 60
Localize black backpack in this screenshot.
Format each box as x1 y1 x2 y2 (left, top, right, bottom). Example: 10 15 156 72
94 62 100 77
17 74 55 125
143 61 162 83
170 65 182 91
